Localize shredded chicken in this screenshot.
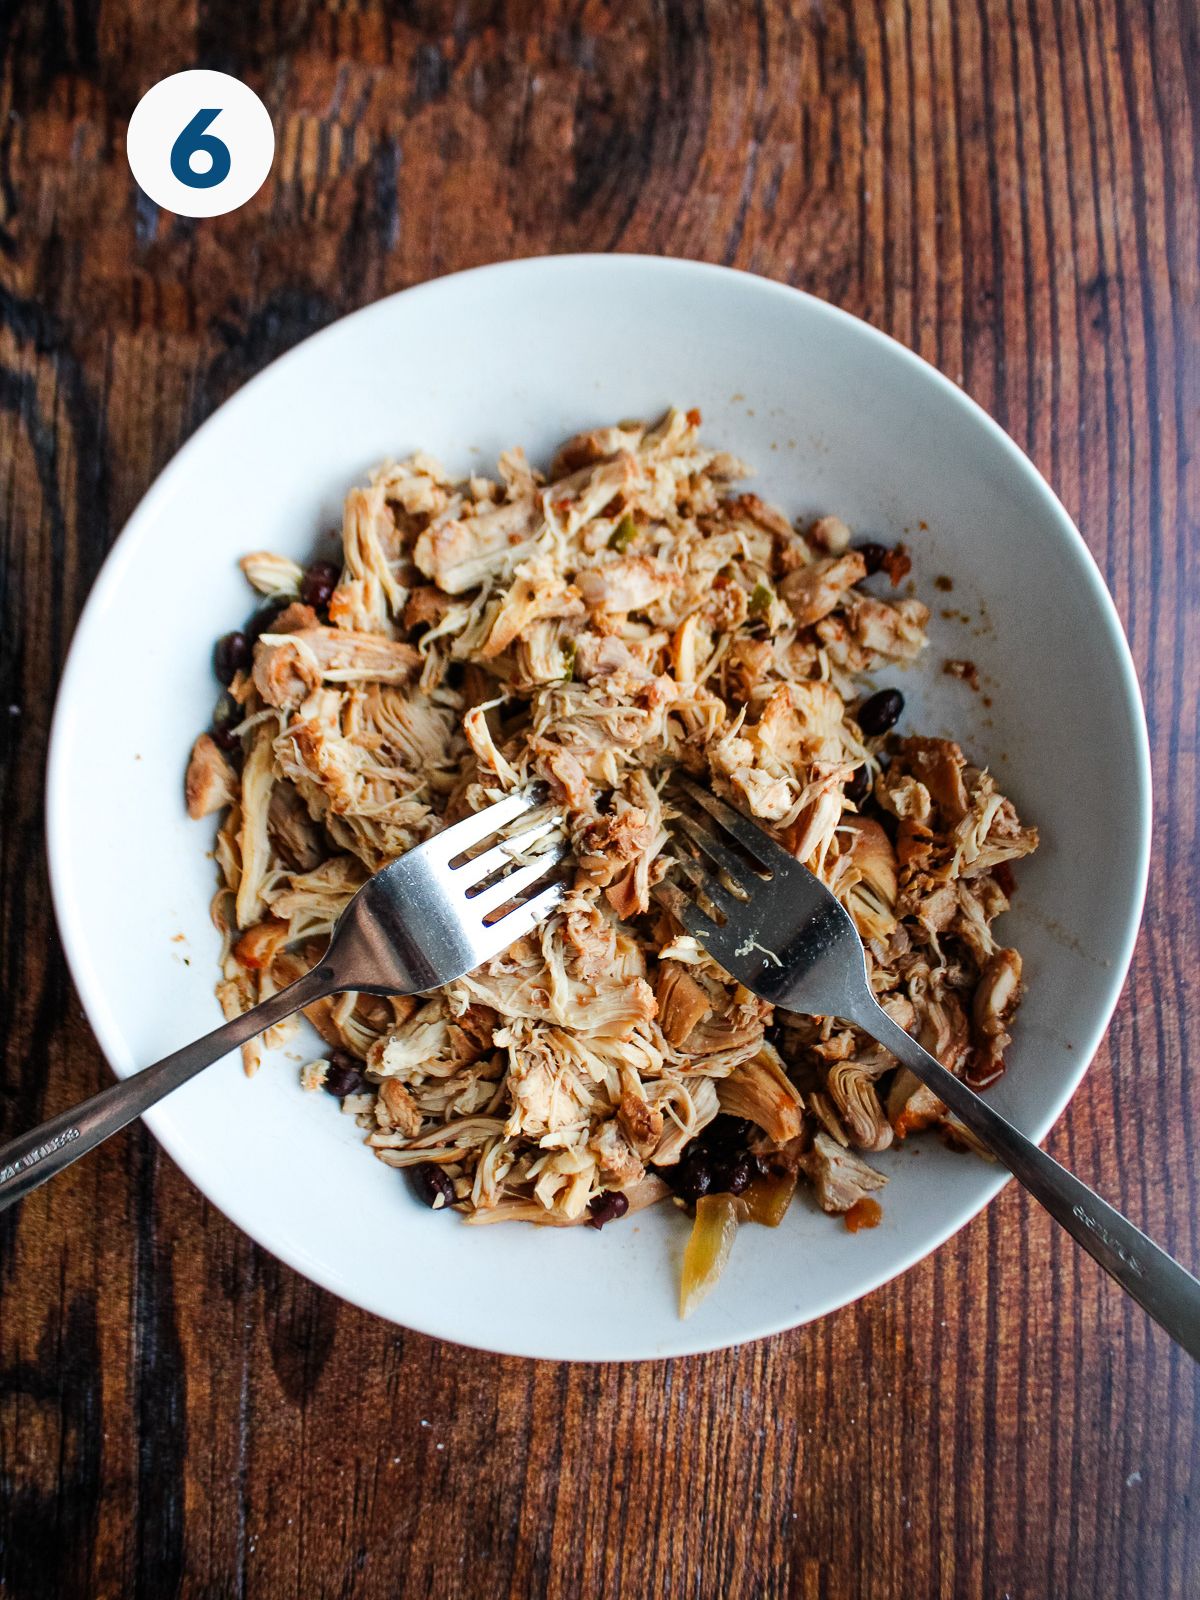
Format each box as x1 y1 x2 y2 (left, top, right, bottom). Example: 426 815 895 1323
185 733 237 819
189 408 1036 1267
800 1131 889 1213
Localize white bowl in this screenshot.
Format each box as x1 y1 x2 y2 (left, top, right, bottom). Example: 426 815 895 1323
46 257 1150 1360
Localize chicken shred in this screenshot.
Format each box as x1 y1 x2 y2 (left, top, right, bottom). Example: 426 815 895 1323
185 733 237 819
189 408 1036 1263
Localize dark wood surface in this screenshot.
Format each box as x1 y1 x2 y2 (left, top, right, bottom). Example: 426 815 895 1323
1 3 1197 1596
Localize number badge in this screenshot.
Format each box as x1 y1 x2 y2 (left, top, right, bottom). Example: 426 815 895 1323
127 70 274 218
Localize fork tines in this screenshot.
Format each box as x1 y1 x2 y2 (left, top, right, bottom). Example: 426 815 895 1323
436 792 567 929
655 776 789 937
672 777 794 872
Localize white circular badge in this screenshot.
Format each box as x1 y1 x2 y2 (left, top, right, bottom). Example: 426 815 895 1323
126 70 274 219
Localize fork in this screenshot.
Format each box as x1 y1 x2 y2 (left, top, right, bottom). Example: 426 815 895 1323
656 776 1200 1361
0 791 565 1215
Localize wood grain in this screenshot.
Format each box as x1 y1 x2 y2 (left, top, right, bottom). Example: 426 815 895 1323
1 2 1198 1596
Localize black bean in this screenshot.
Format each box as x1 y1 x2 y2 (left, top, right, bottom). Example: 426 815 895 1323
300 559 340 610
412 1163 457 1210
854 540 889 576
845 765 871 805
713 1158 761 1196
677 1151 717 1203
212 690 239 726
701 1115 755 1151
214 630 251 685
858 688 904 736
246 598 287 643
323 1050 364 1098
210 692 241 751
585 1190 630 1230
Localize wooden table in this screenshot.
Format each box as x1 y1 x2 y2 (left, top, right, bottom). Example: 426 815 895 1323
1 3 1197 1596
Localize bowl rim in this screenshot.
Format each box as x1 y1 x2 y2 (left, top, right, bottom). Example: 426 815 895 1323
44 253 1153 1359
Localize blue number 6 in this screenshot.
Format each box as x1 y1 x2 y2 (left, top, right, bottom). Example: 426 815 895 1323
170 109 231 189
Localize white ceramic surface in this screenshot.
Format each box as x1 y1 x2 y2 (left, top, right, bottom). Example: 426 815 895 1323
46 256 1151 1361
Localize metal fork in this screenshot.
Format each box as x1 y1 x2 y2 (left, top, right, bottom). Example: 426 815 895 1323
656 776 1200 1361
0 791 565 1214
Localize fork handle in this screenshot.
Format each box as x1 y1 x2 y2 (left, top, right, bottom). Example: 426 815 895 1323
0 964 334 1216
863 1006 1200 1361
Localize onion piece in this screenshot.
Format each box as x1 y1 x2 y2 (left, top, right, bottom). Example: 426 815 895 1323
680 1193 740 1319
736 1168 798 1228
